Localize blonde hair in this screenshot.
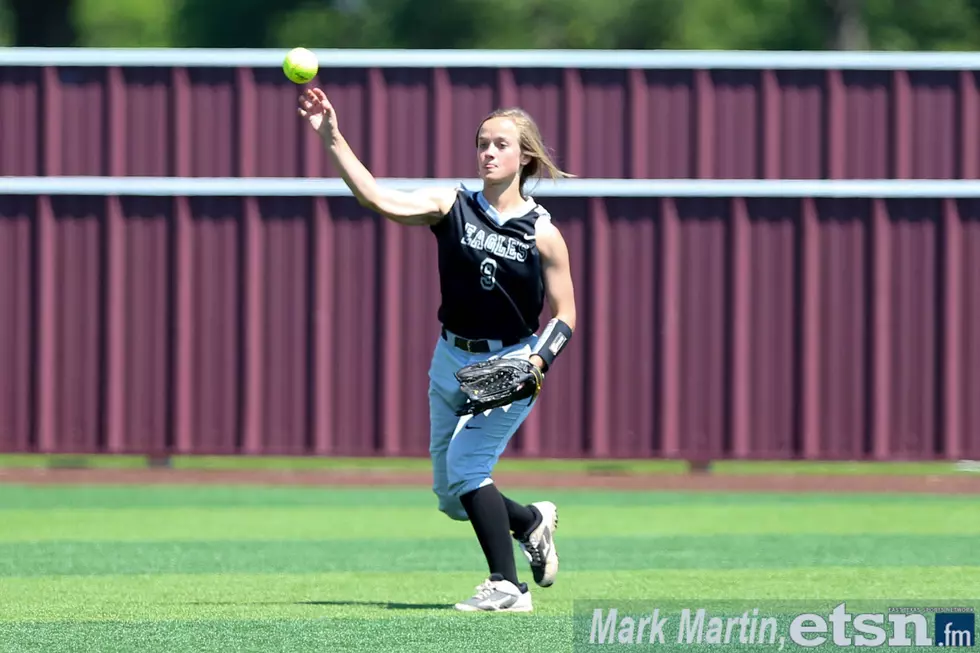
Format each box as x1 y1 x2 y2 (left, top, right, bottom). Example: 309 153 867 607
476 107 574 196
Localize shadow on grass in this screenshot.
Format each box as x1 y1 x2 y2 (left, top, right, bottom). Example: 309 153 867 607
300 600 452 610
187 600 451 610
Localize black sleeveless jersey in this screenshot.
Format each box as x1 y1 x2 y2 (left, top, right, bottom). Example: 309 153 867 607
430 189 548 341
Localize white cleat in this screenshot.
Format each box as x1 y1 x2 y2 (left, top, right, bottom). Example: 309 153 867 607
453 574 533 612
516 501 559 587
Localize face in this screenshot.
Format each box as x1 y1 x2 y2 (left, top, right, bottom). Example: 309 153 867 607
476 117 529 182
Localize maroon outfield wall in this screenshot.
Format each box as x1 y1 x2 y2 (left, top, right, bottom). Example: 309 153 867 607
1 190 979 461
1 52 980 460
1 63 979 179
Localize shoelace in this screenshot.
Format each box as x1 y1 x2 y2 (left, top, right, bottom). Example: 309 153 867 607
523 539 544 566
472 581 496 599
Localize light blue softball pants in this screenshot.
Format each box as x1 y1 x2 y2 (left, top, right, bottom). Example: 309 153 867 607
427 329 539 521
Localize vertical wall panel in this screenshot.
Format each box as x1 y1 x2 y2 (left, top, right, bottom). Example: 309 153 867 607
122 69 174 176
49 198 105 452
603 198 659 456
580 70 628 179
584 197 611 456
955 201 980 458
186 70 239 177
240 197 263 454
323 198 382 456
840 72 892 179
675 199 729 458
254 198 312 455
908 72 958 179
773 71 826 179
884 200 940 458
742 199 800 458
186 198 242 453
309 197 334 454
115 198 172 453
34 196 56 452
0 68 41 175
814 200 870 458
56 68 108 176
644 71 695 179
940 199 963 459
0 198 35 451
709 71 761 179
382 69 434 178
961 73 980 179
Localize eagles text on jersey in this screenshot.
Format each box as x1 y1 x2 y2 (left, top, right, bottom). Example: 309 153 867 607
431 189 550 342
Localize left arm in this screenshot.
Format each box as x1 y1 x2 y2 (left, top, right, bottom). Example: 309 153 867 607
529 218 576 372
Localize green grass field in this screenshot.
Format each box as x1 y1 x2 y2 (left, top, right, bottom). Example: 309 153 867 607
1 477 979 652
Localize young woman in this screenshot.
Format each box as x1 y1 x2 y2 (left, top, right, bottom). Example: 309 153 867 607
299 88 577 613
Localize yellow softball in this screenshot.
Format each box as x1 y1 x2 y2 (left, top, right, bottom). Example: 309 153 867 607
283 47 318 84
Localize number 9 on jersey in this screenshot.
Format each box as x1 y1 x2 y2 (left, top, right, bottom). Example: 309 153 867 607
479 256 498 291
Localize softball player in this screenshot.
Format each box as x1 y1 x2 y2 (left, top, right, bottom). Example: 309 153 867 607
299 89 577 613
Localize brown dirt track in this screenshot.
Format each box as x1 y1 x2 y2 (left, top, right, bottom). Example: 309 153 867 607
2 466 980 494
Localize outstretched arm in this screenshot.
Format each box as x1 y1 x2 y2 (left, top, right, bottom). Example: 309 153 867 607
529 217 576 372
299 88 456 226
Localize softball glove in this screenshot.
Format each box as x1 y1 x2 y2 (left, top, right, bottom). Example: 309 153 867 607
454 358 544 416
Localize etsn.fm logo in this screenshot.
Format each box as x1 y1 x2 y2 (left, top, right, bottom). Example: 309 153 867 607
935 613 974 647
